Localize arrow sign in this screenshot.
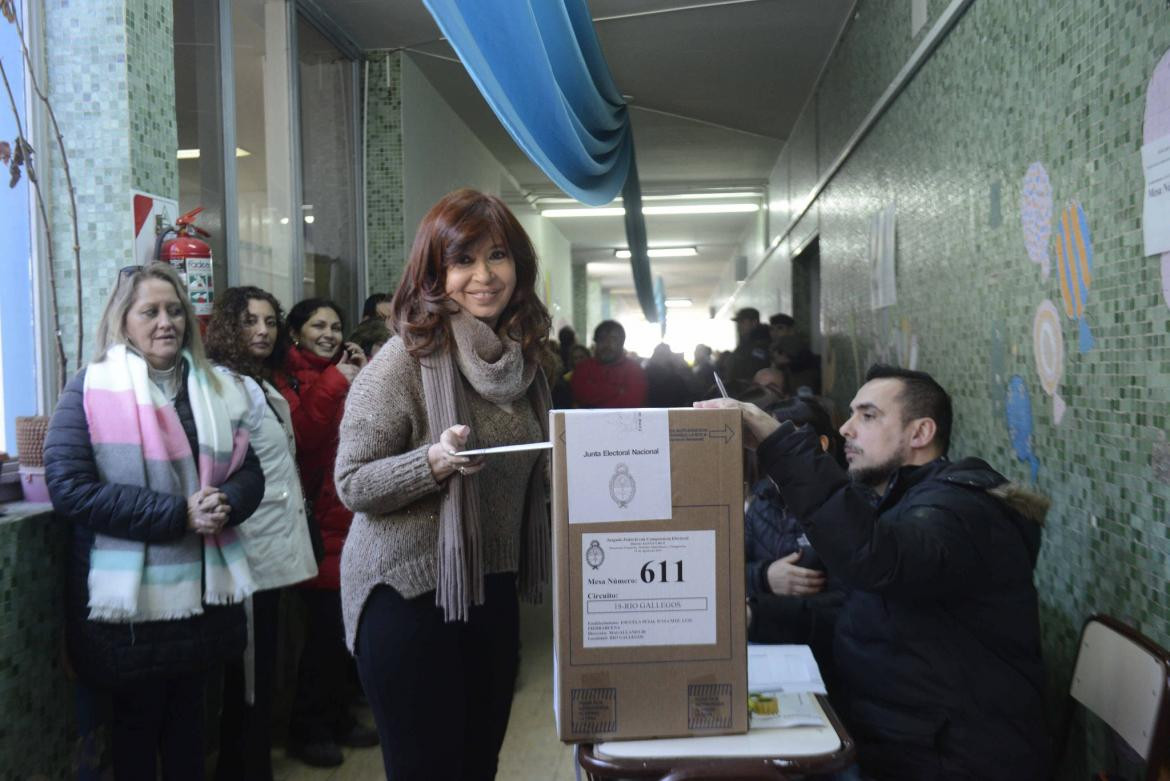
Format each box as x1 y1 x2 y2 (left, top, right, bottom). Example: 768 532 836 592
708 425 735 443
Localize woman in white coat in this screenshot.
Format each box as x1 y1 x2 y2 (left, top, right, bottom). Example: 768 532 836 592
205 285 319 781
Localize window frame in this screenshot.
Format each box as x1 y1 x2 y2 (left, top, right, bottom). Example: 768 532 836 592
205 0 366 312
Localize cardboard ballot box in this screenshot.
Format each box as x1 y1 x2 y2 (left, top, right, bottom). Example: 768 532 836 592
550 407 747 742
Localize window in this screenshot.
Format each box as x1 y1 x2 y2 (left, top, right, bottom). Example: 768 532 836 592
0 0 39 454
296 13 360 321
172 0 362 316
232 0 297 307
174 0 229 293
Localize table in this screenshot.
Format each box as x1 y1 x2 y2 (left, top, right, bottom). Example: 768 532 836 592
576 694 855 780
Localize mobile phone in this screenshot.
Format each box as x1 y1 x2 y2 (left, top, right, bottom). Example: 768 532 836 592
795 544 824 572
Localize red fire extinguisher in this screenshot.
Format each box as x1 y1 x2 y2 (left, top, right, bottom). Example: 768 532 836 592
156 207 215 331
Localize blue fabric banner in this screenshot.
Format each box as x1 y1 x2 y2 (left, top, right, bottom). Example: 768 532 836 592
424 0 658 320
422 0 631 206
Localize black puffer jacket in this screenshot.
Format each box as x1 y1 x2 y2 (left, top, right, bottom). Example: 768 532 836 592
45 365 264 687
745 478 848 695
758 422 1048 781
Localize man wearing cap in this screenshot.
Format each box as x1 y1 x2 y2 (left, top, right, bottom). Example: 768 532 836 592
770 312 820 393
720 307 771 395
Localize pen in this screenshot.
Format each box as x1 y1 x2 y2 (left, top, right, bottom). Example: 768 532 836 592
713 371 729 399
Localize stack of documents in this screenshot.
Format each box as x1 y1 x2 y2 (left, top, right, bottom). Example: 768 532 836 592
747 645 828 728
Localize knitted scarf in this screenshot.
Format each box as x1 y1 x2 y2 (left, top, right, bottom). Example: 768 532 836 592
83 344 256 622
420 310 551 622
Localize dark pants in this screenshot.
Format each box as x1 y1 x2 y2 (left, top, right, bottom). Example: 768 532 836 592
110 672 205 780
216 588 281 781
290 588 354 745
355 573 520 781
75 680 108 780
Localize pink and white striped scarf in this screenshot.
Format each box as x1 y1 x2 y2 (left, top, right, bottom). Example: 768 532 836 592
82 344 256 622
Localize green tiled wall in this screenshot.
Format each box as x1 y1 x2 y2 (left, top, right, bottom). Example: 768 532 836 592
572 262 588 337
0 508 72 779
742 0 1170 761
126 0 178 198
45 0 178 371
364 51 406 295
2 1 178 772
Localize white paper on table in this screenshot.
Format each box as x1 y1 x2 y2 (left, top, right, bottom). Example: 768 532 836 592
581 529 716 648
1143 136 1170 256
747 644 827 695
750 692 828 728
563 409 672 524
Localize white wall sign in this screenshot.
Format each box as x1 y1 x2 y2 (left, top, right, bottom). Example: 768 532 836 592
1143 49 1170 256
869 203 897 309
581 530 716 648
131 190 178 267
564 409 672 524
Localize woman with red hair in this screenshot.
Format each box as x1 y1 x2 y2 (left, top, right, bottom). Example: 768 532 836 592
335 188 552 779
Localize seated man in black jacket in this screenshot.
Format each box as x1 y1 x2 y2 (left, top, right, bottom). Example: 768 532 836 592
701 364 1048 781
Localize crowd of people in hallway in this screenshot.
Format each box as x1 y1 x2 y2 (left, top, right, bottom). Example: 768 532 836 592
41 186 1051 780
535 308 823 414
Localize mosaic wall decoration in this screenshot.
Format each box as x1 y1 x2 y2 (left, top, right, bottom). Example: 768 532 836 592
738 2 1170 755
1161 252 1170 310
1020 163 1053 278
363 51 406 294
988 320 1008 421
988 179 1002 229
1053 201 1096 352
1006 374 1040 482
1146 49 1170 145
1032 299 1066 424
0 509 73 778
1144 50 1170 301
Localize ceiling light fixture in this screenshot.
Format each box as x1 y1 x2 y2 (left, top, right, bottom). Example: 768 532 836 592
542 203 758 218
176 147 251 159
537 191 762 205
665 298 693 308
541 207 627 218
644 203 759 215
585 261 631 274
614 246 698 259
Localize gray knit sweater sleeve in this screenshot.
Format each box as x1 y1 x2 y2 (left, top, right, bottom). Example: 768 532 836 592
335 338 440 515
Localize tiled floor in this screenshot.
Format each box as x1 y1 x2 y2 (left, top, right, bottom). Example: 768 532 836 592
271 599 578 780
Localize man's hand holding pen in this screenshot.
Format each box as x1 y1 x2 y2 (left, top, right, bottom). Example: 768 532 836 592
693 397 779 450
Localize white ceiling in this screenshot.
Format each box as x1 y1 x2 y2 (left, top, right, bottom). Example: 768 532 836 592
310 0 855 316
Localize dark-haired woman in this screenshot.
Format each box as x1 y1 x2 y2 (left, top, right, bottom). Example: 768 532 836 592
335 188 552 780
205 286 319 780
278 298 376 767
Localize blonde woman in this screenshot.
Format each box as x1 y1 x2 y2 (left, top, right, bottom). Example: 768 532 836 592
45 263 264 780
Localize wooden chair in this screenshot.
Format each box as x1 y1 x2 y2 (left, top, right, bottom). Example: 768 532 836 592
1053 614 1170 780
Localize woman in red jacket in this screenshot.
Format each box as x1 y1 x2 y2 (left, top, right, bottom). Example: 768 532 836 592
277 297 378 767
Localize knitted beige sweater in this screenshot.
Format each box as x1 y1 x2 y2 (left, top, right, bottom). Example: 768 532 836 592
335 337 542 650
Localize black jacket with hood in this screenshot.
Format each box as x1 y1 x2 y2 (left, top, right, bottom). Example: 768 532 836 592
757 421 1048 781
